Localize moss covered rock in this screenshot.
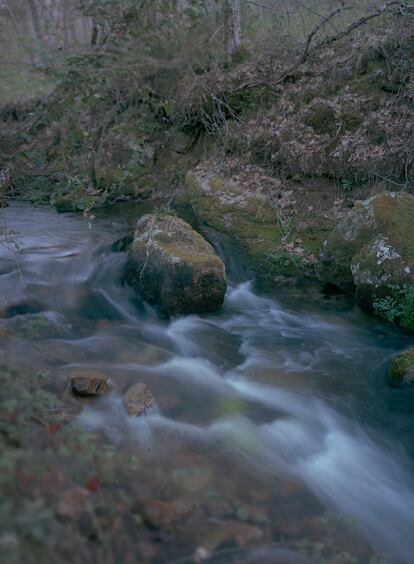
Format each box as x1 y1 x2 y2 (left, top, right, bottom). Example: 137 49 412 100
185 167 282 274
388 348 414 387
124 214 226 316
321 192 414 325
183 163 328 281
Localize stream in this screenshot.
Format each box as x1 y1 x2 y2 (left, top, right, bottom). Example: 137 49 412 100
1 202 414 563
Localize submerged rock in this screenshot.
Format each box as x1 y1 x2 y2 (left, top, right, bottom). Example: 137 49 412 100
124 214 226 315
123 382 156 416
388 348 414 387
70 372 112 397
112 232 134 253
133 497 176 528
320 192 414 328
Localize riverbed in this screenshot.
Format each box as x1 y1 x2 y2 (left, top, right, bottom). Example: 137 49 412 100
1 202 414 563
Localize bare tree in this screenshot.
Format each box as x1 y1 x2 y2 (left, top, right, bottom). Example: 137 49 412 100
26 0 49 66
223 0 241 58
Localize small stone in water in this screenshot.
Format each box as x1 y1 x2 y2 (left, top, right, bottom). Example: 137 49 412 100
70 374 112 397
133 497 176 529
123 382 155 416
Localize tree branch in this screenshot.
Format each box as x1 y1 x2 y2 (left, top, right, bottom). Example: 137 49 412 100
236 1 414 92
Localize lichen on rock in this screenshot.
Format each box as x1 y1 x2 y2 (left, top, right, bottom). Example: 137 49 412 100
124 213 226 316
320 191 414 327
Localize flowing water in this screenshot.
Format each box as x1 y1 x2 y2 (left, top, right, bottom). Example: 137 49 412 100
1 202 414 563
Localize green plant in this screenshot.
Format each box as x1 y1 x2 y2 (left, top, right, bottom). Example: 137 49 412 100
340 177 355 192
266 249 303 276
373 284 414 330
152 204 176 218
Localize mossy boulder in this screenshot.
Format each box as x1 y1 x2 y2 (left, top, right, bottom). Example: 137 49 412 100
183 165 320 281
320 192 414 325
182 163 336 282
185 167 281 274
124 214 226 316
388 348 414 387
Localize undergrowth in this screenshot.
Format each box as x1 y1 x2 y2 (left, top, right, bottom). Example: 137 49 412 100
373 284 414 331
1 5 413 211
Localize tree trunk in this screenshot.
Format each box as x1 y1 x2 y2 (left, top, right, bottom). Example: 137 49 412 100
26 0 49 67
61 0 70 55
223 0 241 59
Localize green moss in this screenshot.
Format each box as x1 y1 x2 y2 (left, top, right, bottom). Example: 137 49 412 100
165 243 223 269
184 174 310 279
184 171 340 281
388 348 414 387
372 193 414 256
134 215 222 269
299 222 334 256
51 189 103 213
209 177 225 192
200 200 281 275
320 225 361 291
52 194 77 213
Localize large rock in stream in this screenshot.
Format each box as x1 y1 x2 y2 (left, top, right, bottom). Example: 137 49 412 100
320 191 414 330
124 214 226 316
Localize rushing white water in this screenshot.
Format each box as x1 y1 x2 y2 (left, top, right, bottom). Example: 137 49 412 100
76 281 414 561
2 203 414 562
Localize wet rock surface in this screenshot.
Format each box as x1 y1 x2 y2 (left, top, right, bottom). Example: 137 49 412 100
1 203 413 564
70 372 112 397
124 213 226 315
123 382 156 416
